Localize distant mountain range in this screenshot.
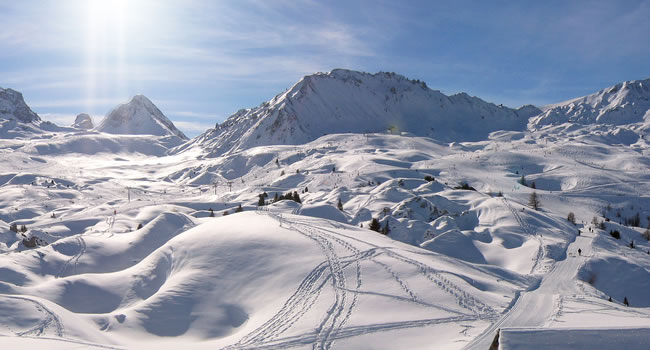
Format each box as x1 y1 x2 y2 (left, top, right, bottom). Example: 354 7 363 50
2 70 649 152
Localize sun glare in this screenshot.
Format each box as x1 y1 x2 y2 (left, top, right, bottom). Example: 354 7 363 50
85 0 128 112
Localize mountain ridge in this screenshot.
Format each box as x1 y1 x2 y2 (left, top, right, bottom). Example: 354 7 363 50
179 69 541 156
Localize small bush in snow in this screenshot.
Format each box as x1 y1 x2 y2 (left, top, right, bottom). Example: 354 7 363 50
424 175 434 182
454 182 476 191
567 212 576 225
609 230 621 239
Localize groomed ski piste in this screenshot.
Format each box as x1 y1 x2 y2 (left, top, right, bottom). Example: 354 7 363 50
2 130 650 349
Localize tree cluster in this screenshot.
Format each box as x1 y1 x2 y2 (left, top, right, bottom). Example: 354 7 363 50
258 191 302 206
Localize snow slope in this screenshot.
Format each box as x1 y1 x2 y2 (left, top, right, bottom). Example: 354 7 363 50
97 95 188 140
2 72 650 349
178 69 540 156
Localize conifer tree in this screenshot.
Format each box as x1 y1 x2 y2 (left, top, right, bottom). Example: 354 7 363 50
528 191 541 210
209 208 214 217
369 218 381 232
624 297 629 306
235 204 243 213
337 199 344 211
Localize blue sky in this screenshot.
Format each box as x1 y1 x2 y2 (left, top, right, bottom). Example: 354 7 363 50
1 0 650 137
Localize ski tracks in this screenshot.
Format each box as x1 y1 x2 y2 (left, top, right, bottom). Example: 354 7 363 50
502 197 545 274
228 211 362 350
56 235 86 278
227 211 498 349
3 295 65 338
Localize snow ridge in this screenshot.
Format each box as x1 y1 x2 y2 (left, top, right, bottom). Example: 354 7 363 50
97 95 187 139
0 87 41 123
181 69 538 156
533 78 650 127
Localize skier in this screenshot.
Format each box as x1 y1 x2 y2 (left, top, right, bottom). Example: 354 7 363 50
578 248 582 255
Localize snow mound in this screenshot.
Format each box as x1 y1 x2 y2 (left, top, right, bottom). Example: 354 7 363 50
97 95 187 139
578 256 650 307
71 113 93 129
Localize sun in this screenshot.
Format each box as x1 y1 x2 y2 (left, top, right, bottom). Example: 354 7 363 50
84 0 129 111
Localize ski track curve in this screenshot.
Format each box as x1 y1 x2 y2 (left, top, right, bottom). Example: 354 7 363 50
56 235 86 278
2 295 65 338
226 211 361 350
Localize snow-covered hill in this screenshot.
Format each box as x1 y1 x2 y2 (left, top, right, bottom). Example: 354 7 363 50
532 78 650 128
97 95 188 140
178 69 540 156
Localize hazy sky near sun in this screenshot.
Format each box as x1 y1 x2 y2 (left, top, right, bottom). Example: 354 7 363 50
1 0 650 137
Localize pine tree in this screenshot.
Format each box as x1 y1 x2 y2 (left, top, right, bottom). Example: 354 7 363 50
137 223 143 230
20 225 27 233
293 191 302 203
235 204 243 213
528 191 541 210
274 192 279 202
623 297 629 306
209 208 215 217
258 194 265 206
519 175 526 186
9 223 18 233
369 218 381 232
337 199 344 211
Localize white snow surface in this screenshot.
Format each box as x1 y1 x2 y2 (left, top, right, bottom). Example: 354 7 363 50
97 95 187 140
1 71 650 349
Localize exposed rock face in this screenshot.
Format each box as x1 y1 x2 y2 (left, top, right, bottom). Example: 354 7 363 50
0 87 41 123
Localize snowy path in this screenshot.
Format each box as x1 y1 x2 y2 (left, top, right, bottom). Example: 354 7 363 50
464 232 593 349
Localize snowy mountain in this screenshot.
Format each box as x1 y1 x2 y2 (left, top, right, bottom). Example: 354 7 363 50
2 72 650 349
71 113 94 129
0 87 41 123
180 69 540 156
532 78 650 128
97 95 188 139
